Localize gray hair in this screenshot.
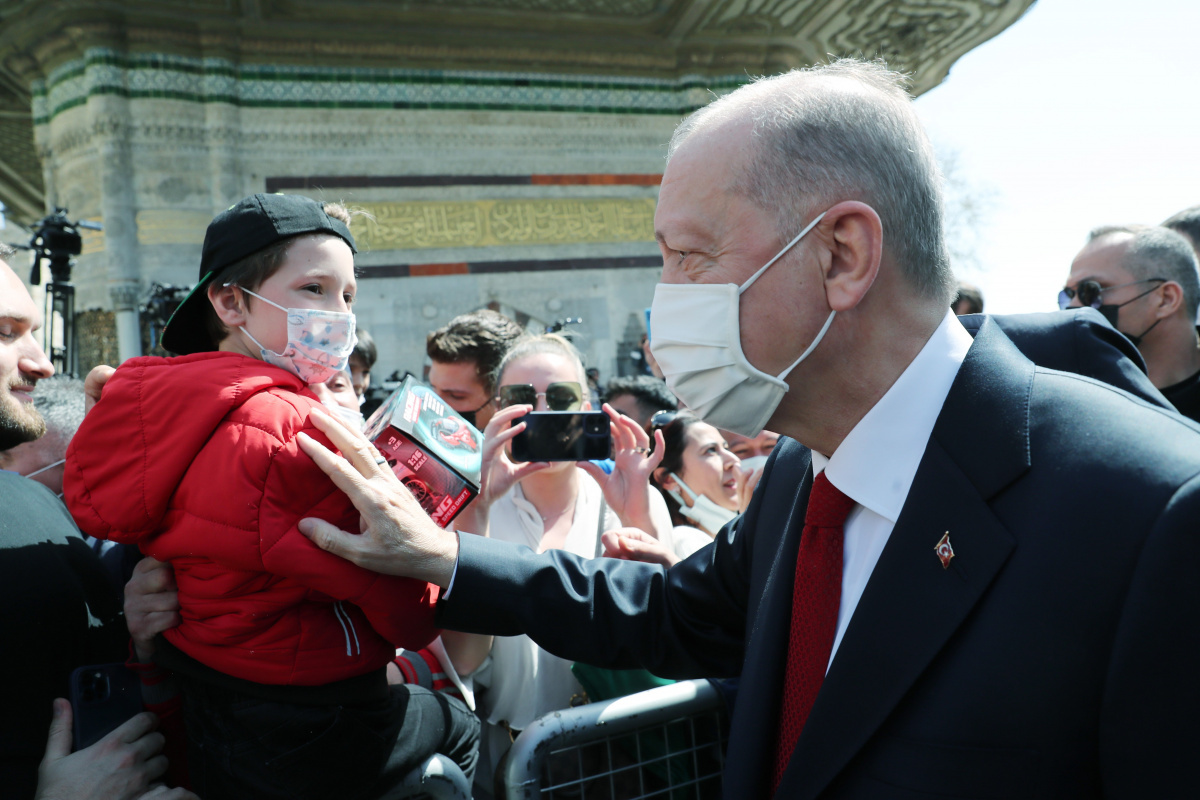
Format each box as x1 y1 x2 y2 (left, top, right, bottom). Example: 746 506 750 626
0 242 14 260
1162 205 1200 248
31 377 86 452
667 58 953 302
1090 225 1200 321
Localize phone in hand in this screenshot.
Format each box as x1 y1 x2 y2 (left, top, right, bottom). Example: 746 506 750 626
511 411 612 462
69 663 143 751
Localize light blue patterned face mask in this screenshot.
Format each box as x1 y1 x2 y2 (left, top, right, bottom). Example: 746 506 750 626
229 285 357 385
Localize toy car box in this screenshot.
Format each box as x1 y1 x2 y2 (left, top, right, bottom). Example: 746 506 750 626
363 376 483 527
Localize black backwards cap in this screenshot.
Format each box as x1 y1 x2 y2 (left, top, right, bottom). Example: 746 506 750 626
160 193 357 355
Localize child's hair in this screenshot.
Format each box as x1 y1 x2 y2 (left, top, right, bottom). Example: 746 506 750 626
493 333 588 392
202 202 354 348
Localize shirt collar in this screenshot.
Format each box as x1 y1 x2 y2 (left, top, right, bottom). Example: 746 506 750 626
811 310 973 523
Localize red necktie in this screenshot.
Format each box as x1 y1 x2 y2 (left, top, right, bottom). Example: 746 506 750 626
773 471 856 793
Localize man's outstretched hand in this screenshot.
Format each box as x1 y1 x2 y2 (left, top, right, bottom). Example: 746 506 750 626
297 407 459 588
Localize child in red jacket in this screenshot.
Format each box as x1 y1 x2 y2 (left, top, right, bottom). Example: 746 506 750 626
64 194 478 800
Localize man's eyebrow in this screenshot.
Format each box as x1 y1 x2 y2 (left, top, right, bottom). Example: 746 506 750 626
0 310 31 324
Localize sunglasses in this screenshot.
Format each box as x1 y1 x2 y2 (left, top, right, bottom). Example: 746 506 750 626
497 382 583 411
649 409 682 430
1058 278 1165 310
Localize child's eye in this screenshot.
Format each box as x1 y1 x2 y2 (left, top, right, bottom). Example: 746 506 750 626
343 293 354 305
304 284 323 294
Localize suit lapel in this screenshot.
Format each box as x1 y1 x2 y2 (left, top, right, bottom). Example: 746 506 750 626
778 318 1035 799
723 460 815 798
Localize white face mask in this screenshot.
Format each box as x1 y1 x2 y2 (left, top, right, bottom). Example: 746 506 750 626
649 211 834 437
23 458 65 479
320 396 366 431
667 472 738 535
230 285 357 385
738 455 769 474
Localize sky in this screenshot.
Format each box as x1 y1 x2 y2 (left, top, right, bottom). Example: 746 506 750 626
914 0 1200 314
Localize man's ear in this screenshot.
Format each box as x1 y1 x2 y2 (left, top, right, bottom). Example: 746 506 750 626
207 282 248 328
818 200 883 313
1155 280 1185 319
654 467 678 492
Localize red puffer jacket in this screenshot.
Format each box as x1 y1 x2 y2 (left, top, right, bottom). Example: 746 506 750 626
64 352 439 686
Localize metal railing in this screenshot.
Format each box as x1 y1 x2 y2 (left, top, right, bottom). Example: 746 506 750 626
503 679 728 800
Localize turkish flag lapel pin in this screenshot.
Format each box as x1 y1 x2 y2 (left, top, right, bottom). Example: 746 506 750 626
934 532 954 569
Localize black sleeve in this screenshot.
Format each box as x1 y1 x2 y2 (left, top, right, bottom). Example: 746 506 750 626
431 447 798 680
1099 471 1200 795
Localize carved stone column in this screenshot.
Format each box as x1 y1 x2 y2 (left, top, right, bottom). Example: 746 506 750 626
91 95 142 361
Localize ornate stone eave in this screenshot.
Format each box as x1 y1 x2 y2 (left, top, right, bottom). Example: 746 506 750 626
0 0 1036 224
1 0 1033 87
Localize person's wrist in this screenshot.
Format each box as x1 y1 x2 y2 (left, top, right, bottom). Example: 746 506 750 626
424 526 460 588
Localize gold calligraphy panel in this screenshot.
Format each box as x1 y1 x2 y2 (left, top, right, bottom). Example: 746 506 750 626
136 210 213 246
351 198 656 250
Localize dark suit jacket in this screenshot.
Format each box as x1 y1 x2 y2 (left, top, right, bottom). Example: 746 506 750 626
969 307 1170 410
440 316 1200 798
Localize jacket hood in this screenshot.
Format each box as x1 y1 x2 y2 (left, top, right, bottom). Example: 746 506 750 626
65 352 312 543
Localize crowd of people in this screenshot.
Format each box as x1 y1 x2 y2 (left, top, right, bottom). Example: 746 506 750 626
3 55 1200 800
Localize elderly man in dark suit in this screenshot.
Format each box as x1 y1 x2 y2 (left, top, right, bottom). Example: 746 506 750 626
296 59 1200 798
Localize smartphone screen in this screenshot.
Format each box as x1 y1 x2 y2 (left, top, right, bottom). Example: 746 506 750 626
511 411 612 462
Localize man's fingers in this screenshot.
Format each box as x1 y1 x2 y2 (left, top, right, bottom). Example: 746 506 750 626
130 590 179 614
298 517 364 563
140 786 200 799
42 698 72 762
297 432 370 496
129 730 167 762
84 365 116 412
140 788 201 800
306 409 383 477
113 711 159 745
140 610 183 633
599 531 625 558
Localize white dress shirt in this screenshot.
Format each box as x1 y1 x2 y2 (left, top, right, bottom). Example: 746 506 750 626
809 310 973 672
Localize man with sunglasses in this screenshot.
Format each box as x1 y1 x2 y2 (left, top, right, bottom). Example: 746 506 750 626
426 309 525 430
1062 224 1200 420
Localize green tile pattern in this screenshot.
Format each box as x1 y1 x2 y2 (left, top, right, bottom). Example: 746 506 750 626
31 49 748 125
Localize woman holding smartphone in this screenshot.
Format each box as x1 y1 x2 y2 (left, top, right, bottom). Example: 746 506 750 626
449 333 673 793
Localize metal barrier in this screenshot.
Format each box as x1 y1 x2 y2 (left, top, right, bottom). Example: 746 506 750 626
503 679 728 800
390 753 473 800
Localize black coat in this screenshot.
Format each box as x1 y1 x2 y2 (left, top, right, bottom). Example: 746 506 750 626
440 314 1200 798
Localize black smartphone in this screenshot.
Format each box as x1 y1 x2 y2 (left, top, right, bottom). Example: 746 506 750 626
69 663 143 751
511 411 612 462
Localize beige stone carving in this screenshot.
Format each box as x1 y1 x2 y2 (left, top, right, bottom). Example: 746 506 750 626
352 198 656 251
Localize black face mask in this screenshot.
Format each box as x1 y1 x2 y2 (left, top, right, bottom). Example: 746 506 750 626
460 398 493 430
1096 284 1164 347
